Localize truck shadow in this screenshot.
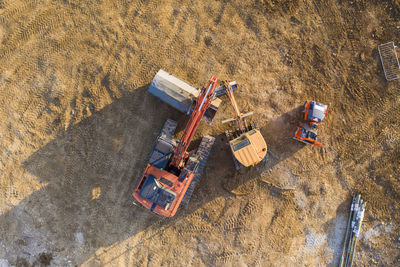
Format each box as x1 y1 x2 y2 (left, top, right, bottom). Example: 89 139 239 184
2 88 306 265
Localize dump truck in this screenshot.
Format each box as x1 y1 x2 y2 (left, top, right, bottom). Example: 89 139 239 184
133 70 223 217
222 81 268 169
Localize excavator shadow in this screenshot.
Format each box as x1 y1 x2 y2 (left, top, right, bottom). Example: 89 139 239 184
1 92 305 265
1 84 187 265
180 105 306 215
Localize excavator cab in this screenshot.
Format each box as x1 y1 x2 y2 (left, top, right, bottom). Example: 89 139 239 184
228 128 267 169
137 175 176 211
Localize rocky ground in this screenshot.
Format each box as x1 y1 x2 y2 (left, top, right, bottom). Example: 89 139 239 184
0 0 399 266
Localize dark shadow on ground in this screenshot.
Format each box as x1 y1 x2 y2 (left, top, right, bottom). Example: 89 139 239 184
1 91 306 265
323 197 352 267
0 84 188 265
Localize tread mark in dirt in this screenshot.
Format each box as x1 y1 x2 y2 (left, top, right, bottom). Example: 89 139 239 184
214 1 228 25
185 224 212 234
216 199 261 232
0 0 41 24
215 250 250 264
241 199 261 216
89 216 171 263
164 3 191 61
98 0 157 89
221 215 238 231
0 8 66 60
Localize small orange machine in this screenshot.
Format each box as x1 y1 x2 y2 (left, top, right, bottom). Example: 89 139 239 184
293 100 328 146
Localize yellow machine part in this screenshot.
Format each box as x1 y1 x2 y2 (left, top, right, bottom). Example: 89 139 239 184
229 129 267 167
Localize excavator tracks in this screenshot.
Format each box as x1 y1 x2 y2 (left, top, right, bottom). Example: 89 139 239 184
181 135 215 206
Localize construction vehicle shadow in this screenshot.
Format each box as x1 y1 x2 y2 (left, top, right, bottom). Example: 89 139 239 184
181 105 306 215
0 84 188 265
1 94 306 264
322 198 351 267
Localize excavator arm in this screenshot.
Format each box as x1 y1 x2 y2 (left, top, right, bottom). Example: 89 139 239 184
169 76 219 169
224 81 244 131
222 81 254 132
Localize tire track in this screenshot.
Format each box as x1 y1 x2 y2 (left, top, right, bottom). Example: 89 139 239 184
214 198 262 232
123 1 160 86
94 0 157 92
0 0 41 24
163 2 191 62
0 7 67 60
221 215 241 231
0 2 96 75
214 249 250 265
0 18 81 76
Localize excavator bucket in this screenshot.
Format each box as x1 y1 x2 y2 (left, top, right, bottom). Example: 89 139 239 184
221 81 268 169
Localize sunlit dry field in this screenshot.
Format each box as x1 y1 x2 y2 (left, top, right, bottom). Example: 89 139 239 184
0 0 399 266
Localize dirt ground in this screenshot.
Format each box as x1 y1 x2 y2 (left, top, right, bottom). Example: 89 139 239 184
0 0 399 266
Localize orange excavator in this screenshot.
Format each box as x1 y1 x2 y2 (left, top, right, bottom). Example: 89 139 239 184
133 76 218 217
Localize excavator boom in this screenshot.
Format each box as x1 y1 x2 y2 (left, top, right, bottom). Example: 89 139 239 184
224 81 242 118
170 76 218 168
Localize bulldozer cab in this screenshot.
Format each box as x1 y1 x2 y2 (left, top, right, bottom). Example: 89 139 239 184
293 122 322 146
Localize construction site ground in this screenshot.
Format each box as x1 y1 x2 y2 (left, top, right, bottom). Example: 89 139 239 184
0 0 399 266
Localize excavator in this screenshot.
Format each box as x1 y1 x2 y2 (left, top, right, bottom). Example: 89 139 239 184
133 75 218 217
222 81 268 169
293 100 328 146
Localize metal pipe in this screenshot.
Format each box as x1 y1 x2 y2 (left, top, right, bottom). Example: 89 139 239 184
339 195 358 267
348 200 366 267
344 194 360 267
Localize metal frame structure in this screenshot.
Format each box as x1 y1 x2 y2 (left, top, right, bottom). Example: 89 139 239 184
339 194 366 267
378 41 400 81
